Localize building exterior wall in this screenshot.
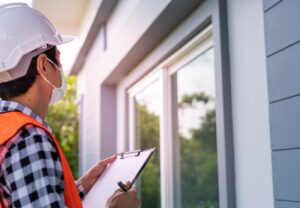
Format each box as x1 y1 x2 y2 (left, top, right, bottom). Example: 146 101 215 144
77 0 171 173
112 1 235 204
77 26 106 173
75 0 279 207
263 0 300 207
227 0 273 207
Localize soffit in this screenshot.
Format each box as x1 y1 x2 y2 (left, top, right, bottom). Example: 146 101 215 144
33 0 91 35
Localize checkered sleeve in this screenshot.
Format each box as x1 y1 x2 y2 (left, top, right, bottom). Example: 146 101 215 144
2 127 66 207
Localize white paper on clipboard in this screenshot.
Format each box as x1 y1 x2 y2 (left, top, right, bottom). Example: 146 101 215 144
83 147 156 208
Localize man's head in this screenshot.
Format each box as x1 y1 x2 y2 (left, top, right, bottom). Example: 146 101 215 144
0 46 58 100
0 3 72 117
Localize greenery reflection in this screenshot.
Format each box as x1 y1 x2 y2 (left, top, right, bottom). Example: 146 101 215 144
136 104 161 207
136 91 218 208
179 92 218 208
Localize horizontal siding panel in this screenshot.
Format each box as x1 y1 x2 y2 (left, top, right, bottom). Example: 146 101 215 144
273 149 300 201
267 42 300 102
265 0 300 55
270 96 300 150
263 0 281 11
276 201 300 208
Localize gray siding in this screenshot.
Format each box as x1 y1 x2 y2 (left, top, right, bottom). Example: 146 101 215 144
273 149 300 201
275 201 300 208
265 0 300 55
263 0 281 11
267 42 300 102
270 97 300 150
264 0 300 207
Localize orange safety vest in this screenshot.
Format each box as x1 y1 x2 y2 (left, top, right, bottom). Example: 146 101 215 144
0 112 83 208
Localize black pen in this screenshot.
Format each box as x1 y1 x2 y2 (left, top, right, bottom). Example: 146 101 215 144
117 181 130 192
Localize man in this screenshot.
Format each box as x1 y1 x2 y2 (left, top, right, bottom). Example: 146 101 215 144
0 3 138 208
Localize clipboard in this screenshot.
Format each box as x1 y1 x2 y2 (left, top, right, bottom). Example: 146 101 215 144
83 147 157 208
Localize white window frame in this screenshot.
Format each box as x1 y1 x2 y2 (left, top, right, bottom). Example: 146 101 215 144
127 69 162 150
117 25 214 208
164 27 213 208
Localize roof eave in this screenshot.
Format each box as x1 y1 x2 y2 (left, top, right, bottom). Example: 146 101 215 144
70 0 118 75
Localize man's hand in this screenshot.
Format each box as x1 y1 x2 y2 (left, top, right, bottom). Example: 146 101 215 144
77 155 117 194
106 182 139 208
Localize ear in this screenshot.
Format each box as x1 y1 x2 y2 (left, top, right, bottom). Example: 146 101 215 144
36 53 48 77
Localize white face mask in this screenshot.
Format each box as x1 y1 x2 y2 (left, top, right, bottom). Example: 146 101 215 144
41 58 66 105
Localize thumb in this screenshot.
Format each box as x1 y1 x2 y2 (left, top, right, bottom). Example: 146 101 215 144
99 155 117 167
124 181 133 190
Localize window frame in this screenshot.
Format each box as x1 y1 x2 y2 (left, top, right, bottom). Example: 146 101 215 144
127 70 162 150
115 1 235 207
123 25 222 207
164 26 215 208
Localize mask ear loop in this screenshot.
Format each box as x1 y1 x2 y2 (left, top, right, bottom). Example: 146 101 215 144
47 58 63 72
40 72 56 89
39 57 60 89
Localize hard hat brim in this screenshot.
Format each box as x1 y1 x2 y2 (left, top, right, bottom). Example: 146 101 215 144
61 35 74 44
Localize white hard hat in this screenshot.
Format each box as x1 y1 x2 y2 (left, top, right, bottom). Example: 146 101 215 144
0 3 73 83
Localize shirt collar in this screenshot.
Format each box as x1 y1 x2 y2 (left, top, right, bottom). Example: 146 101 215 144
0 100 52 132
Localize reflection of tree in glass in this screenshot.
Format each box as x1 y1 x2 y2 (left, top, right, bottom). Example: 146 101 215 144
136 104 161 208
179 92 210 108
135 91 218 208
180 92 219 208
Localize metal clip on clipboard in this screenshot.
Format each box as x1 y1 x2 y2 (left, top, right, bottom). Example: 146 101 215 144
117 150 142 192
119 149 141 159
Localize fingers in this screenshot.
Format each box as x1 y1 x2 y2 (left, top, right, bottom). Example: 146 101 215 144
107 185 139 208
98 155 117 167
127 188 139 208
124 181 132 190
116 181 134 192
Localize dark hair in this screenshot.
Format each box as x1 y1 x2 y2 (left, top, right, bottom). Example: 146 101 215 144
0 46 57 100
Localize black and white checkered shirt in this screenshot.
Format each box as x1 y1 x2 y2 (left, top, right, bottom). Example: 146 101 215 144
0 100 85 207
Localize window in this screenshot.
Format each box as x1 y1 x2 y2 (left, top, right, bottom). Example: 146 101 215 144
126 26 219 207
170 45 218 208
130 78 162 207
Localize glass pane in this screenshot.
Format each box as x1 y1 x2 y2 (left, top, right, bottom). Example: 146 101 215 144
134 80 161 207
175 48 219 208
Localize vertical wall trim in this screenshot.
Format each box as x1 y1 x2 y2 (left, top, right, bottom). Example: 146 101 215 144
100 85 117 158
102 23 107 51
213 0 236 207
77 94 85 176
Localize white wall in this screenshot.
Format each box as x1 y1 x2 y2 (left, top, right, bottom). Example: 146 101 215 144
106 0 141 48
76 27 105 174
93 0 170 84
227 0 274 207
77 0 171 173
